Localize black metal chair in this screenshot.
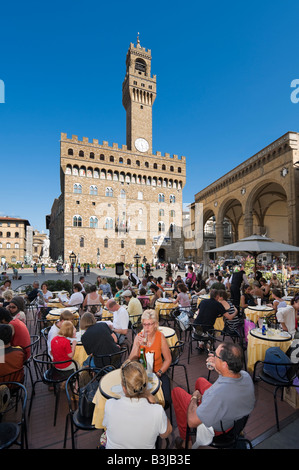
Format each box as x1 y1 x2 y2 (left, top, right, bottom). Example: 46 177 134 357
41 325 52 353
185 414 253 449
187 324 211 363
85 348 128 370
23 334 40 389
0 381 28 449
63 366 114 449
253 359 299 431
29 352 78 426
168 340 190 393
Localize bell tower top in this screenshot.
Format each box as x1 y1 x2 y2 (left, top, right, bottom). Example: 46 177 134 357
122 36 157 154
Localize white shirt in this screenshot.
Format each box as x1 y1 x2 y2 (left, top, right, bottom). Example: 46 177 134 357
113 306 129 330
67 291 84 306
276 306 296 337
103 397 167 449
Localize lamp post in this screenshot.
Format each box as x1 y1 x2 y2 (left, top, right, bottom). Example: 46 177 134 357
69 251 76 290
134 253 141 278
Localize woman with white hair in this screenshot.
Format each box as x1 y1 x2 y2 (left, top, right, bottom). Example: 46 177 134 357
102 360 172 448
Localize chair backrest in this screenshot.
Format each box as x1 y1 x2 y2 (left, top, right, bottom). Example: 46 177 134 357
0 381 27 422
169 340 185 366
139 297 150 310
23 335 40 361
33 353 78 381
92 348 127 369
85 304 102 314
0 368 25 385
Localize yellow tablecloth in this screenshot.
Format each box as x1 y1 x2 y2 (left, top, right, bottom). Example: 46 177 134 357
163 288 174 298
155 300 176 318
197 295 210 306
247 329 292 373
244 306 275 324
73 344 89 367
92 369 165 429
158 326 178 347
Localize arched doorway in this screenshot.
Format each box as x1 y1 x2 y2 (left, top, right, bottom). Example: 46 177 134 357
157 248 166 262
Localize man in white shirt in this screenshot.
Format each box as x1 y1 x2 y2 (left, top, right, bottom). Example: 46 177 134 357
106 299 129 345
276 306 296 338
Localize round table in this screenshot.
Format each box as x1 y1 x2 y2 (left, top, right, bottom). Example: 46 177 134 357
247 328 292 373
92 368 164 429
244 305 275 324
197 294 210 306
155 299 176 318
163 288 174 298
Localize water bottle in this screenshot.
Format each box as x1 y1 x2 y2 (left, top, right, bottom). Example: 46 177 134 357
262 318 267 336
139 348 147 369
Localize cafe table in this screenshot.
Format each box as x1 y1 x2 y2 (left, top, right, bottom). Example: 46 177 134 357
72 330 89 367
244 305 275 324
287 285 299 296
247 327 292 373
197 294 210 307
163 287 174 298
92 368 164 429
158 326 178 347
155 298 176 318
46 307 79 324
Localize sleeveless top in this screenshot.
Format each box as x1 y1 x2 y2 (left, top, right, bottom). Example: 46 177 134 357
139 330 163 373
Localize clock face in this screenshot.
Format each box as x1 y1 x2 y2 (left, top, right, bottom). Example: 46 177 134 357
135 138 149 153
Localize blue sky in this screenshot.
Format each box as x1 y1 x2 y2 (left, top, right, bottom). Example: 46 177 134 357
1 0 299 233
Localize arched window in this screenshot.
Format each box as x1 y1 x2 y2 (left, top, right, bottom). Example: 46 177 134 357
162 164 166 170
6 243 11 249
105 217 113 229
135 58 146 73
90 152 95 159
127 159 131 165
7 232 11 238
170 166 174 172
80 237 84 248
121 240 125 249
73 215 82 227
14 243 19 249
110 156 114 162
120 189 126 199
15 232 19 238
104 237 109 248
178 167 182 173
153 163 158 169
170 210 175 217
68 148 73 155
119 157 123 164
158 222 165 233
159 209 164 216
100 154 105 161
74 183 82 194
90 217 98 228
136 160 140 166
90 185 98 195
79 150 84 157
158 193 165 203
145 161 149 168
105 187 113 197
170 194 176 203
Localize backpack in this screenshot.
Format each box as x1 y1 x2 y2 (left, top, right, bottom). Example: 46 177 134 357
177 310 190 331
263 347 293 382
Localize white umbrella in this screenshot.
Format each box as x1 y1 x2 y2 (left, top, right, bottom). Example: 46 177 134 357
207 234 299 275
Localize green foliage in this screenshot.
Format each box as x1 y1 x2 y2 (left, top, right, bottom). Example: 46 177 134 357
45 279 73 294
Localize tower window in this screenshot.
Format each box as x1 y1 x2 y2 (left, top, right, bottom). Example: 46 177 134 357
104 237 108 248
162 164 166 170
135 58 146 73
79 150 84 157
90 152 95 159
136 160 140 166
145 162 149 168
110 156 114 162
73 215 82 227
153 163 157 169
80 237 84 248
178 167 182 173
170 166 174 172
100 154 105 161
68 148 73 155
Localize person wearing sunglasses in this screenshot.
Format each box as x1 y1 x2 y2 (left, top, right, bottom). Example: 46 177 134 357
172 342 255 449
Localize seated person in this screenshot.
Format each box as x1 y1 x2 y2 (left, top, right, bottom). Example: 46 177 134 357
1 289 14 308
0 324 25 382
62 283 84 307
80 313 120 368
99 278 113 298
0 307 31 360
217 290 241 334
105 299 129 345
7 297 26 323
269 289 287 312
50 321 77 371
129 309 172 406
173 283 191 308
137 288 150 309
276 305 296 338
114 280 124 301
83 284 104 315
149 284 163 308
102 359 172 449
47 310 76 358
259 278 271 302
193 289 226 332
172 343 255 449
122 290 143 316
240 284 256 309
25 281 41 303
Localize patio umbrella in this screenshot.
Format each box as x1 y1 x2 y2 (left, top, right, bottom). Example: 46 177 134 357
207 234 299 275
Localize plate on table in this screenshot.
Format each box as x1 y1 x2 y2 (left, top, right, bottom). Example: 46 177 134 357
157 298 172 303
49 307 78 315
280 331 290 337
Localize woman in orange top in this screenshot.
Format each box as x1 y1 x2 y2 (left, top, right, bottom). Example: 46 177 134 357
129 309 172 405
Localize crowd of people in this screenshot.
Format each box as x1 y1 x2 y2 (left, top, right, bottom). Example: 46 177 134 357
1 261 299 450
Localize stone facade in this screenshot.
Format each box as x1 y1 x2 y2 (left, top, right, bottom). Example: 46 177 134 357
48 38 186 265
186 132 299 264
0 216 30 264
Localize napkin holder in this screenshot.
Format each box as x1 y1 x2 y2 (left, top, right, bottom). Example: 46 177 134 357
146 351 154 374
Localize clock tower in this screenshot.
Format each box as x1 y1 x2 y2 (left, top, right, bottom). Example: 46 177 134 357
122 35 157 154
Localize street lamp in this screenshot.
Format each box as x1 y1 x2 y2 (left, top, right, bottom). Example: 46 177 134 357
69 251 77 289
134 253 141 278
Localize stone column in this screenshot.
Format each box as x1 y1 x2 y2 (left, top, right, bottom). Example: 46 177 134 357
243 211 253 238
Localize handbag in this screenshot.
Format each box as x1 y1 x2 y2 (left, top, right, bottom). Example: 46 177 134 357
177 310 190 331
78 379 99 419
263 347 293 382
